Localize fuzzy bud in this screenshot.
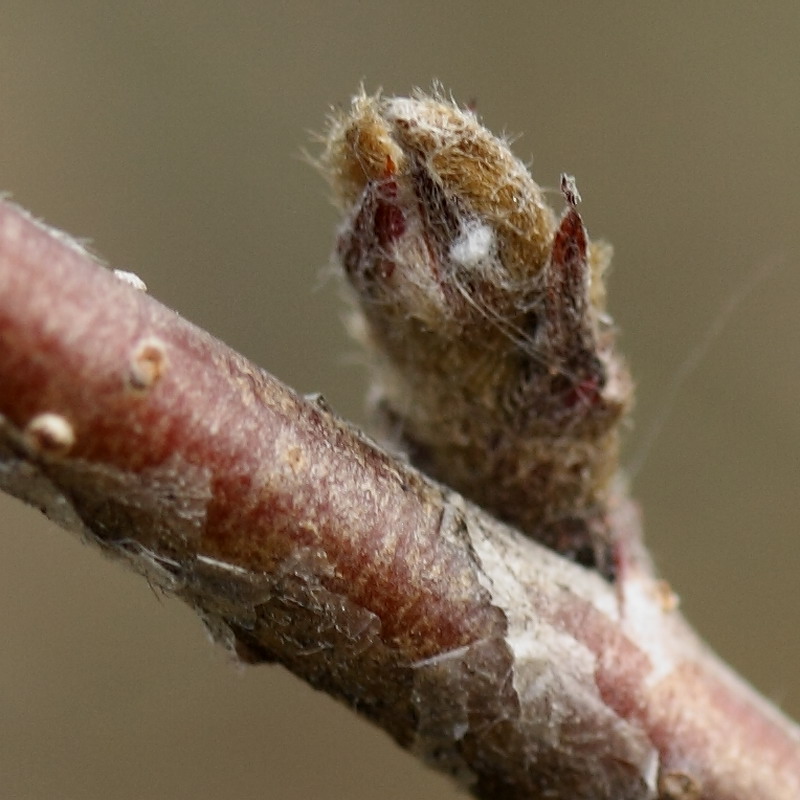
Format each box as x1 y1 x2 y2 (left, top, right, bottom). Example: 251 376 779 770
322 90 632 578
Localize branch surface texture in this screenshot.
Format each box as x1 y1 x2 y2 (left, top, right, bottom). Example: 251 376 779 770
1 91 799 800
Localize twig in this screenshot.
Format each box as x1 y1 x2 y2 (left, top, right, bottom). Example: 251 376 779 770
1 130 798 798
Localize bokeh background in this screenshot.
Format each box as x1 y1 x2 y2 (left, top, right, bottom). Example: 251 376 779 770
1 4 798 798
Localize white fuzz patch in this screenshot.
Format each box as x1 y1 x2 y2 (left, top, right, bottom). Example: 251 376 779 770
449 221 495 268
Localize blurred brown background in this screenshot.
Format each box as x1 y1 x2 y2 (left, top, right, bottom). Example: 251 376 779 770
1 3 798 798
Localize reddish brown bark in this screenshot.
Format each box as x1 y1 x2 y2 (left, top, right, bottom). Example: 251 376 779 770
1 201 799 798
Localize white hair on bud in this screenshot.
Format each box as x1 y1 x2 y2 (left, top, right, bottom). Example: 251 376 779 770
449 220 496 269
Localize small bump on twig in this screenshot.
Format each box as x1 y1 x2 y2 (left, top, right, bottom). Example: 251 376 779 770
23 412 75 456
113 269 148 292
129 336 167 390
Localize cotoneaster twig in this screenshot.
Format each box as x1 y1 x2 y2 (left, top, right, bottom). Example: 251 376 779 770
1 91 799 799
